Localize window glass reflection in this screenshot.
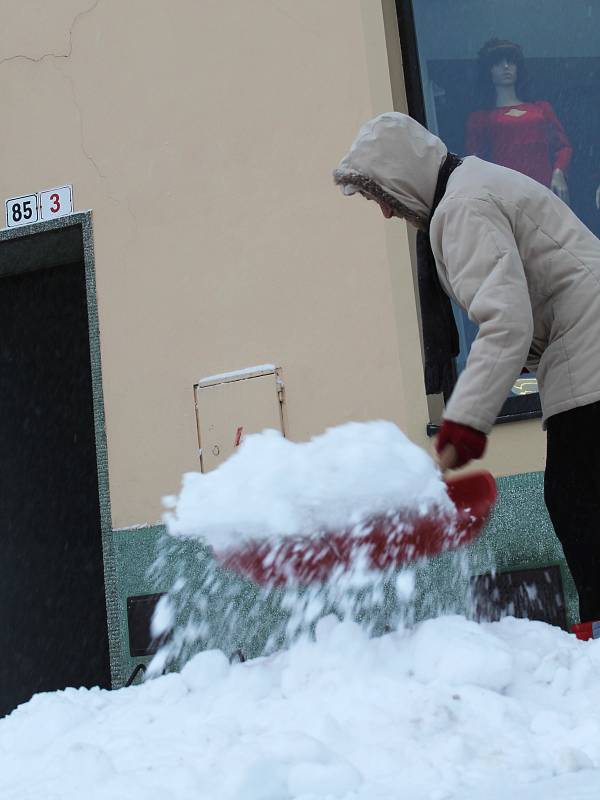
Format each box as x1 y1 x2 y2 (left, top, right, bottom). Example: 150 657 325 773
410 1 600 398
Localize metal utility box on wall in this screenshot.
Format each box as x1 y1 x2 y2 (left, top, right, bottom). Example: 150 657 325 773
194 365 285 472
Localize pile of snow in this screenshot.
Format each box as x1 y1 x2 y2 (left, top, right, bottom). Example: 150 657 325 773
2 615 600 799
164 421 450 550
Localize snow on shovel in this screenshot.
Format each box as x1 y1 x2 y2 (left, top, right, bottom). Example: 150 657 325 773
164 423 497 588
214 470 497 586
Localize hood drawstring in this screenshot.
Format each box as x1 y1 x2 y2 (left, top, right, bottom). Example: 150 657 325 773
417 153 462 397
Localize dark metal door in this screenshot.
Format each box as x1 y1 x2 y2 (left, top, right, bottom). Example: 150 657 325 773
0 259 111 716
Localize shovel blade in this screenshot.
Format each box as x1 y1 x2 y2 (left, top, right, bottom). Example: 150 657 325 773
216 470 497 586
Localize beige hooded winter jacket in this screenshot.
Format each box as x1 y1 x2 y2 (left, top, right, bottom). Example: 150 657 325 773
334 112 600 434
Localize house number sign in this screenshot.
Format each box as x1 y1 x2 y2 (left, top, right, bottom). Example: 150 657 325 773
5 185 73 228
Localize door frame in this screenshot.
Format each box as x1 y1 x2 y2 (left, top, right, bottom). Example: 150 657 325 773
0 211 119 687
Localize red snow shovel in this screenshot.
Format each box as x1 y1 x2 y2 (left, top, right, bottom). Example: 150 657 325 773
215 470 497 586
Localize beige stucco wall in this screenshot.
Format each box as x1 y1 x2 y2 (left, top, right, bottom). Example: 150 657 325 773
0 0 544 528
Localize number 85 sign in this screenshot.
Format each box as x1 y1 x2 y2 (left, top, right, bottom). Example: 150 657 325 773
5 185 73 228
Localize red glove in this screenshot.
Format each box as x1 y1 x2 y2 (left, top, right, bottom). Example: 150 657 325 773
435 420 487 468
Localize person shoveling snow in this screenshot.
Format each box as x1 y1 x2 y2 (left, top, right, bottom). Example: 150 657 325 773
334 111 600 630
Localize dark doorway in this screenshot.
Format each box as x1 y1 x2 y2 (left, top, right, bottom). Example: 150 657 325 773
0 230 111 716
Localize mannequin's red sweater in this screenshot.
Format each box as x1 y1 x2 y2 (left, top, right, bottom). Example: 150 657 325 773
466 101 572 188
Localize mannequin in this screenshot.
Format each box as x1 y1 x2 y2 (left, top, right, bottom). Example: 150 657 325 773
466 39 572 202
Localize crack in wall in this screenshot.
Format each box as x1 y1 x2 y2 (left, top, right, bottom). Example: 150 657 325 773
0 0 101 66
50 62 139 249
3 0 137 237
0 0 106 183
60 62 109 182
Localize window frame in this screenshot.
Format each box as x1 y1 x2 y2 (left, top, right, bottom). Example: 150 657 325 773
395 0 543 432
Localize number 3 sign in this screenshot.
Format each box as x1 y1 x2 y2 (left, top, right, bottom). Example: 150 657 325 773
5 185 73 228
39 186 72 221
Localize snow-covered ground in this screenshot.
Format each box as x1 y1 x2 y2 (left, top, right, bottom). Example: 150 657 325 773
1 615 600 799
2 422 599 798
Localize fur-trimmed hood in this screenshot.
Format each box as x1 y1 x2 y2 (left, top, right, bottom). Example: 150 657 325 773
333 112 447 223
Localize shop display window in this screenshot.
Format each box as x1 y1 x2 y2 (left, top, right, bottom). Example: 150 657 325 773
397 0 600 421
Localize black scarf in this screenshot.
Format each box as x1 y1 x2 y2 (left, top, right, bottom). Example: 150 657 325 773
416 153 462 397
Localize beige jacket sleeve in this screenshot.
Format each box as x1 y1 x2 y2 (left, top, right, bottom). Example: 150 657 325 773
433 197 534 433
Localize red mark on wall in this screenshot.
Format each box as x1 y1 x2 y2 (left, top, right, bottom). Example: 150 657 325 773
234 426 244 447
